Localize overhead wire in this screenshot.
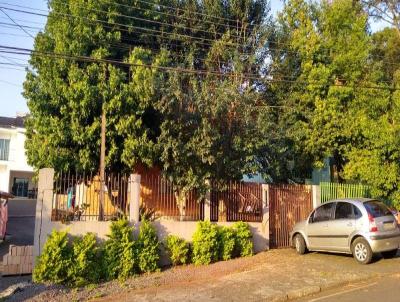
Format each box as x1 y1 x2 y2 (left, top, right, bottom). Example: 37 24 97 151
0 44 399 91
1 2 399 65
0 7 34 38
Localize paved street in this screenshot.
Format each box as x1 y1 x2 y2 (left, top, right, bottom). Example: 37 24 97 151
296 273 400 302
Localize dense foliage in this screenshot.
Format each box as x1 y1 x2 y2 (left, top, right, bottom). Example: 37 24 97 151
233 222 253 257
68 233 103 286
192 221 254 265
33 230 72 284
218 227 237 261
24 0 400 206
164 235 191 265
103 219 136 280
135 220 160 273
192 221 220 265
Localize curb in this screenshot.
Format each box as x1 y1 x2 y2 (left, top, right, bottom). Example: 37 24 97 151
267 274 377 302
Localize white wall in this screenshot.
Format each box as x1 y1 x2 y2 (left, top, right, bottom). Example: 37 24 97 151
0 127 33 193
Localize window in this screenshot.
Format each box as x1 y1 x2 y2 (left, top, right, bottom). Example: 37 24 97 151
0 139 10 160
364 201 392 218
312 202 335 223
335 202 354 219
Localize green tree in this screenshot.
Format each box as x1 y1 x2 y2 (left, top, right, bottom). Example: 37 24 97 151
23 0 168 173
270 0 370 179
343 28 400 206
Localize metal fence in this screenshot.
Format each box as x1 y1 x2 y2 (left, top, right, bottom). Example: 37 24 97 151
140 174 204 221
269 184 312 248
210 181 263 222
52 172 130 221
320 182 371 203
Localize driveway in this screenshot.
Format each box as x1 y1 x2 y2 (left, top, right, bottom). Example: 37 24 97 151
0 198 36 259
8 248 400 302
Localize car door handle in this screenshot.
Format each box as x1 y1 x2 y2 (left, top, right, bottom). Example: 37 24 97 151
347 222 353 227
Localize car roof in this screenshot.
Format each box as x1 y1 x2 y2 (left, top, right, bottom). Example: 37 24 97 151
331 197 376 203
318 198 378 208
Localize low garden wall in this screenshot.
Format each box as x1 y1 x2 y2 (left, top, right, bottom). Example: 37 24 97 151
33 168 269 266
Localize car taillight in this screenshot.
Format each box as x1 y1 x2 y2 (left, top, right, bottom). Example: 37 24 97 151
368 213 378 232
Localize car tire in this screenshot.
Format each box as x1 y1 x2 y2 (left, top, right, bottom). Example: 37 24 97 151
381 249 398 259
294 234 307 255
351 237 373 264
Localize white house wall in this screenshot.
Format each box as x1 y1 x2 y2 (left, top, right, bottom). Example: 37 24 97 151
0 127 34 193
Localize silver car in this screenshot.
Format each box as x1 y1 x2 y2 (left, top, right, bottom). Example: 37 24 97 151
290 198 400 264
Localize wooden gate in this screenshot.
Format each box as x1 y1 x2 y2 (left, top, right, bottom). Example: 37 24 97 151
269 185 313 248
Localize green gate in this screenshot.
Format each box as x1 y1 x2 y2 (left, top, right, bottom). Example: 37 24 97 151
320 182 371 203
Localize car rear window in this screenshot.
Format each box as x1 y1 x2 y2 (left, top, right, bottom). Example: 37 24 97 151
364 201 392 218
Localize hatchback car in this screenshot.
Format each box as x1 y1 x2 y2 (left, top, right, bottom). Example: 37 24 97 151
290 198 400 264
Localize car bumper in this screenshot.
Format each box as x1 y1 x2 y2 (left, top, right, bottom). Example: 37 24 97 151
369 233 400 253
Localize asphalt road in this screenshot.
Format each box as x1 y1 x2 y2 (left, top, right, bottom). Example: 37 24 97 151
296 273 400 302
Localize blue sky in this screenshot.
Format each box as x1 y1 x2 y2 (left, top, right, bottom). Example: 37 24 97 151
0 0 389 117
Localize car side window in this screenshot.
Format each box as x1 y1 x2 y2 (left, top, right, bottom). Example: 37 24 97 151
312 203 335 223
335 202 353 219
353 205 362 219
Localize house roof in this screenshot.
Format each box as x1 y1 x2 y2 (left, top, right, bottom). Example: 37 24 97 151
0 116 26 129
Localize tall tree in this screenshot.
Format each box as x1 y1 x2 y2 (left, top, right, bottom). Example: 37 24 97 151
343 27 400 205
24 0 273 199
269 0 370 179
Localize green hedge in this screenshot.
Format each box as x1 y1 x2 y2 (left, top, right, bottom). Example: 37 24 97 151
34 220 254 286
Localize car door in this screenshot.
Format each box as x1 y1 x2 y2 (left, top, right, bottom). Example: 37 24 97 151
306 202 336 250
328 202 357 252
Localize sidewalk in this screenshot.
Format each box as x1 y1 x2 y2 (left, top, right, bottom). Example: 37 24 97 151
7 248 400 302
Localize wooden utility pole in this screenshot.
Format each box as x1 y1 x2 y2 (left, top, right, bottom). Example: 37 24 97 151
99 106 106 221
99 66 107 221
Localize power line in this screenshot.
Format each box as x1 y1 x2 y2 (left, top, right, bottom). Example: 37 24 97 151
0 78 21 87
0 44 398 91
51 0 246 41
0 5 245 48
0 7 34 38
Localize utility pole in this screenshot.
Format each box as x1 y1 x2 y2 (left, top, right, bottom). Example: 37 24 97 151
99 66 107 221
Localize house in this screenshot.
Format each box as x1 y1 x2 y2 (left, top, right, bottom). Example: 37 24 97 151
0 114 35 198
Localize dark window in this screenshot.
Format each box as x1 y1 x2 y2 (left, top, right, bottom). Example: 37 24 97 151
312 202 335 222
364 201 392 218
353 206 362 219
335 202 354 219
0 139 10 161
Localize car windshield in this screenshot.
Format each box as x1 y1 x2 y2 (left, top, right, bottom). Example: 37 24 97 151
364 201 392 218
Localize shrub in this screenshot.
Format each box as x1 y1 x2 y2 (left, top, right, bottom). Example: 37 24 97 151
33 230 72 284
218 227 236 261
233 221 253 257
103 219 136 280
68 233 103 286
136 220 160 273
192 221 219 265
164 235 190 265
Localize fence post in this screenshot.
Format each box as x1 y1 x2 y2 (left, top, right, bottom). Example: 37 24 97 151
204 180 211 221
261 184 269 249
312 185 321 208
129 174 141 224
33 168 54 265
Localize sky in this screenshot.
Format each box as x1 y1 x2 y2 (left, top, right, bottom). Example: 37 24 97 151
0 0 390 117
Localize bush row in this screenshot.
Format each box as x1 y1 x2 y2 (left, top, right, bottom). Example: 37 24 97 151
33 220 253 286
167 221 253 266
33 219 159 286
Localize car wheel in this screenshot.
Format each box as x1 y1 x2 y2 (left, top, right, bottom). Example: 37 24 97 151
352 237 373 264
294 234 307 255
381 249 398 259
